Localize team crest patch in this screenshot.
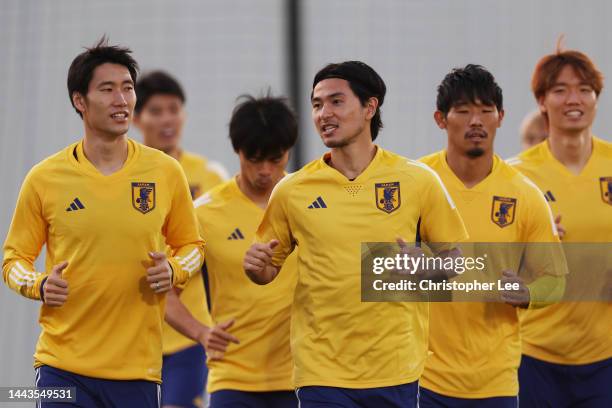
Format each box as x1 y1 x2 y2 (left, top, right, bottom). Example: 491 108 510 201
375 182 401 213
132 182 156 214
491 196 517 227
600 177 612 206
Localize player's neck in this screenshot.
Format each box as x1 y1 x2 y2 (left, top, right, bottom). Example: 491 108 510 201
445 148 494 189
236 174 277 209
166 146 181 161
82 132 129 176
328 136 376 180
547 128 592 175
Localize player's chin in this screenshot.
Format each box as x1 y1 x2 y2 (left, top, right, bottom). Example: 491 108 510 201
105 123 130 137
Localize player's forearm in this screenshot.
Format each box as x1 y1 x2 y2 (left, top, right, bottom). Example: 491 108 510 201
527 275 566 309
245 264 280 285
168 244 205 286
164 289 209 342
2 258 47 300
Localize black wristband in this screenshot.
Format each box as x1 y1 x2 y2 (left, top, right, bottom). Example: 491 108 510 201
39 277 48 302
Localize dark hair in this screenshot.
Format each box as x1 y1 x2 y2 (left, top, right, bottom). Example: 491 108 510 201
67 36 139 117
436 64 503 115
134 70 185 114
312 61 386 141
229 93 298 159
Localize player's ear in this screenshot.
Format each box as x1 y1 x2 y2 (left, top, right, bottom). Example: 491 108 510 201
497 109 505 128
365 97 378 120
72 92 87 115
434 111 447 129
537 96 547 113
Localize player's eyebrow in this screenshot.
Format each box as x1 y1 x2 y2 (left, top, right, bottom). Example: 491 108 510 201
96 79 134 88
311 92 345 103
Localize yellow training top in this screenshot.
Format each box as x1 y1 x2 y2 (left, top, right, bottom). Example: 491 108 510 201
509 137 612 365
179 151 228 200
420 151 560 398
2 139 204 382
195 177 297 393
256 146 468 389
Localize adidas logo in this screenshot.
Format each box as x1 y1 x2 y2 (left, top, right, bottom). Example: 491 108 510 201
308 196 327 209
227 228 245 240
544 191 556 202
66 198 85 212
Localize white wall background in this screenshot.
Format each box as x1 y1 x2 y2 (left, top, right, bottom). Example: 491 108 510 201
1 0 610 390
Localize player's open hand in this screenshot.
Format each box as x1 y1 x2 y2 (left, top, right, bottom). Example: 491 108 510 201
500 269 530 308
198 319 240 361
147 252 173 293
43 261 69 307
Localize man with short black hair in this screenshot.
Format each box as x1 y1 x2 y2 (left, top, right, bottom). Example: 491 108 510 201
244 61 468 408
2 38 204 407
419 64 563 408
134 70 227 200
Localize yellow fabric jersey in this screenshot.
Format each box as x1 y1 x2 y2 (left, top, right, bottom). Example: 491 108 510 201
179 151 228 200
195 177 297 393
255 146 468 389
419 151 560 398
2 139 204 382
509 136 612 365
162 150 226 355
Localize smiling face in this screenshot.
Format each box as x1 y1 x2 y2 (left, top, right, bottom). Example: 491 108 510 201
134 94 185 154
539 64 598 135
435 99 504 158
73 62 136 138
311 78 376 148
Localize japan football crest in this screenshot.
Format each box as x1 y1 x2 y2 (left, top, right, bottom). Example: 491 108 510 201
600 177 612 206
132 182 156 214
375 182 401 214
491 196 516 227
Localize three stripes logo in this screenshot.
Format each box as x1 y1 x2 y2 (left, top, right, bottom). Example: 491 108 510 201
308 196 327 209
66 198 85 212
544 191 556 202
227 228 245 240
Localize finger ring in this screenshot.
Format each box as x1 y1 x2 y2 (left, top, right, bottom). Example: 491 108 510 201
154 282 160 289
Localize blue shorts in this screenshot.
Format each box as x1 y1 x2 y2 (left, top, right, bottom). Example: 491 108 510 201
296 382 418 408
519 354 612 408
35 365 159 408
210 389 297 408
418 387 517 407
162 344 207 408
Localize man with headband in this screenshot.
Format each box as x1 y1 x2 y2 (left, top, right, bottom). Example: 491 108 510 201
243 61 468 407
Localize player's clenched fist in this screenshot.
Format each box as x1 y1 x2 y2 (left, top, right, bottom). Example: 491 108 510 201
147 252 173 293
243 240 280 285
43 261 69 307
500 269 530 308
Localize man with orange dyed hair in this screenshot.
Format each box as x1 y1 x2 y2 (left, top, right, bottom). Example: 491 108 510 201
508 44 612 407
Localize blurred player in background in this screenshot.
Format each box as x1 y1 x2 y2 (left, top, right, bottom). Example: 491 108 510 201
508 47 612 407
244 61 468 408
134 70 227 408
134 70 228 200
2 38 204 407
180 94 298 407
520 109 548 151
419 64 563 407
